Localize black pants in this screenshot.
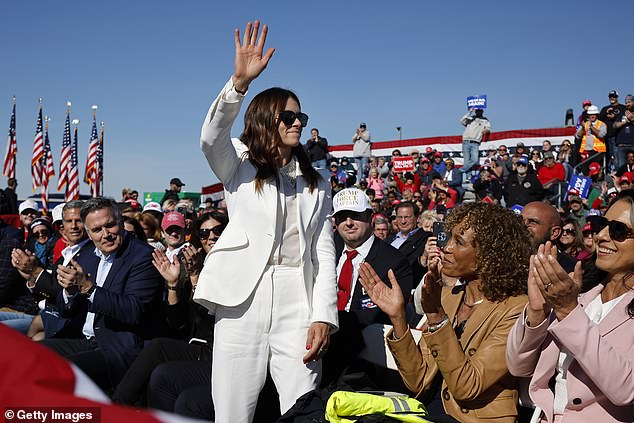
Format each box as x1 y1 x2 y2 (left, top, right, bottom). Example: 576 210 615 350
40 337 110 390
148 360 212 419
111 337 210 406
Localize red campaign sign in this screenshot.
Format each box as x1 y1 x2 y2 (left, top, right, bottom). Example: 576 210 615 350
392 156 415 172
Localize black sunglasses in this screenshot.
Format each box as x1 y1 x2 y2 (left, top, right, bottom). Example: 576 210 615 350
278 111 309 127
561 228 576 236
199 225 224 240
589 216 634 242
334 210 371 226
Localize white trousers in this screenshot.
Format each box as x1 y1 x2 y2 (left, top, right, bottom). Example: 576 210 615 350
212 265 321 423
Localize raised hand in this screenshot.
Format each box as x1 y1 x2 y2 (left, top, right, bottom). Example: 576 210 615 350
532 241 582 321
232 20 275 93
11 248 40 280
152 249 180 287
358 263 405 321
57 259 91 295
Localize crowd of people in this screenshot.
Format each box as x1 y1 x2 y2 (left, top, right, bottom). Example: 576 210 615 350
1 20 634 423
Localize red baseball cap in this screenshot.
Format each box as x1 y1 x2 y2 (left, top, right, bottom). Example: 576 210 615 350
588 162 601 176
161 211 185 231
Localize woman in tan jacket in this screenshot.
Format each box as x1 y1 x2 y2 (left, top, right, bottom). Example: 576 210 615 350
359 202 532 422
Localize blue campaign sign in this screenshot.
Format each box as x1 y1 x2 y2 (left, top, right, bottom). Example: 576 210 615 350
467 95 487 110
565 174 592 200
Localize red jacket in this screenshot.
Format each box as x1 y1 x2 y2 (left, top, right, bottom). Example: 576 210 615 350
537 163 565 186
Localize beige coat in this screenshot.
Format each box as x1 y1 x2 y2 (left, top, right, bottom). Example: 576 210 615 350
387 287 527 422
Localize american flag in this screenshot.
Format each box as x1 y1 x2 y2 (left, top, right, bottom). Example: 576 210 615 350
40 118 55 213
31 103 44 191
3 98 17 178
84 111 99 196
57 106 71 191
66 122 80 201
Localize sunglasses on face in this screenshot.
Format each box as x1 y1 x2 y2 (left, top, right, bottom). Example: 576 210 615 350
199 225 224 240
589 216 634 242
33 230 49 238
334 210 371 226
562 228 575 236
278 111 309 127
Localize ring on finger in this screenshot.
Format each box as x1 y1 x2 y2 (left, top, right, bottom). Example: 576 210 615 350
544 282 553 291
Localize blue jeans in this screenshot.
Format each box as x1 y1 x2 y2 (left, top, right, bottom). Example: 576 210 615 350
355 156 369 185
461 140 480 175
0 311 34 334
311 159 327 169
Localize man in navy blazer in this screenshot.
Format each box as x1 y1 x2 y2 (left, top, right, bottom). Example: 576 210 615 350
322 188 412 386
40 198 163 389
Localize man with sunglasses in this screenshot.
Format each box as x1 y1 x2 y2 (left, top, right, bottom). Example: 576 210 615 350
322 188 412 386
352 123 371 186
503 156 545 206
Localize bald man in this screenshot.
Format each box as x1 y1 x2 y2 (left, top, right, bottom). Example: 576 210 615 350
521 201 576 273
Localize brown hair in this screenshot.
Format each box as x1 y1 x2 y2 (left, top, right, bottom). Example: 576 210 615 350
446 202 533 302
241 87 321 193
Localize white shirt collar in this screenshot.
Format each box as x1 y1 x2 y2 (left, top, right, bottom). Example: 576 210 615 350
61 238 90 264
343 234 375 260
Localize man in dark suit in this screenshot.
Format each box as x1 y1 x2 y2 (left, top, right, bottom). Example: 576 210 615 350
40 198 163 390
387 201 429 283
322 188 412 386
12 201 91 337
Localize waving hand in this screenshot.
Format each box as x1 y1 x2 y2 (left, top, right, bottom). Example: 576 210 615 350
232 20 275 93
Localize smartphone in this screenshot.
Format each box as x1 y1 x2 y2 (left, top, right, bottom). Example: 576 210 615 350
433 221 450 249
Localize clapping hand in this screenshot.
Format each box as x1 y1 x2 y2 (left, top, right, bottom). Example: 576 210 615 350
530 241 582 322
152 249 181 287
232 20 275 93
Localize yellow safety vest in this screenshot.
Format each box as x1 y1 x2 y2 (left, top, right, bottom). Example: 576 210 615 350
580 120 606 152
326 391 432 423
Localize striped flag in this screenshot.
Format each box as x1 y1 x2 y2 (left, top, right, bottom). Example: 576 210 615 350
41 118 55 213
66 122 80 201
84 110 99 196
31 103 44 191
2 98 17 178
57 105 71 191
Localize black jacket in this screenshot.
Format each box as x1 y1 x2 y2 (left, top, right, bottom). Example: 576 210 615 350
503 172 545 206
387 228 430 284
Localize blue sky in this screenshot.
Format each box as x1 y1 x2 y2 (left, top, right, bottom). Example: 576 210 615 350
1 0 632 200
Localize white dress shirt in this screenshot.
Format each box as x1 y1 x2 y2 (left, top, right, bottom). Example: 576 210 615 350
336 235 375 312
82 248 116 339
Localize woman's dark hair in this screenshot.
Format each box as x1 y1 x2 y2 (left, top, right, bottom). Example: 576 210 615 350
241 87 321 193
123 216 147 242
560 218 584 256
189 211 229 251
445 202 533 302
610 189 634 317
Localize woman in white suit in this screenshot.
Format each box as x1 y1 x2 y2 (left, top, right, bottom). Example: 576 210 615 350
192 21 337 423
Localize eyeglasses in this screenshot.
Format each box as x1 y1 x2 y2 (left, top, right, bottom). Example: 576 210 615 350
589 216 634 242
562 228 576 236
413 194 422 199
498 149 507 153
199 225 224 240
33 230 49 238
516 163 527 167
278 111 309 127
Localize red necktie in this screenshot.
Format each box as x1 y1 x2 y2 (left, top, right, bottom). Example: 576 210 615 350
337 250 359 311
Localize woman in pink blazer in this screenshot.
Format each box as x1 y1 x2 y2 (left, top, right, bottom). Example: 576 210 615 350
507 190 634 422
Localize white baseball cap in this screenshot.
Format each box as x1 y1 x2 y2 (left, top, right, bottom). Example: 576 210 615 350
18 199 39 214
333 188 372 215
143 201 162 213
51 203 66 223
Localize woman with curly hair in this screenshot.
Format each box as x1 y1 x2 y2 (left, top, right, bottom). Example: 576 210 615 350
359 202 532 422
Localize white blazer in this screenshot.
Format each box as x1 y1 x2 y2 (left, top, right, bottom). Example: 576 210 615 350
193 78 338 329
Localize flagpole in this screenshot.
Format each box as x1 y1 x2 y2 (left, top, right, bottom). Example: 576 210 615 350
42 115 50 214
100 121 104 197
